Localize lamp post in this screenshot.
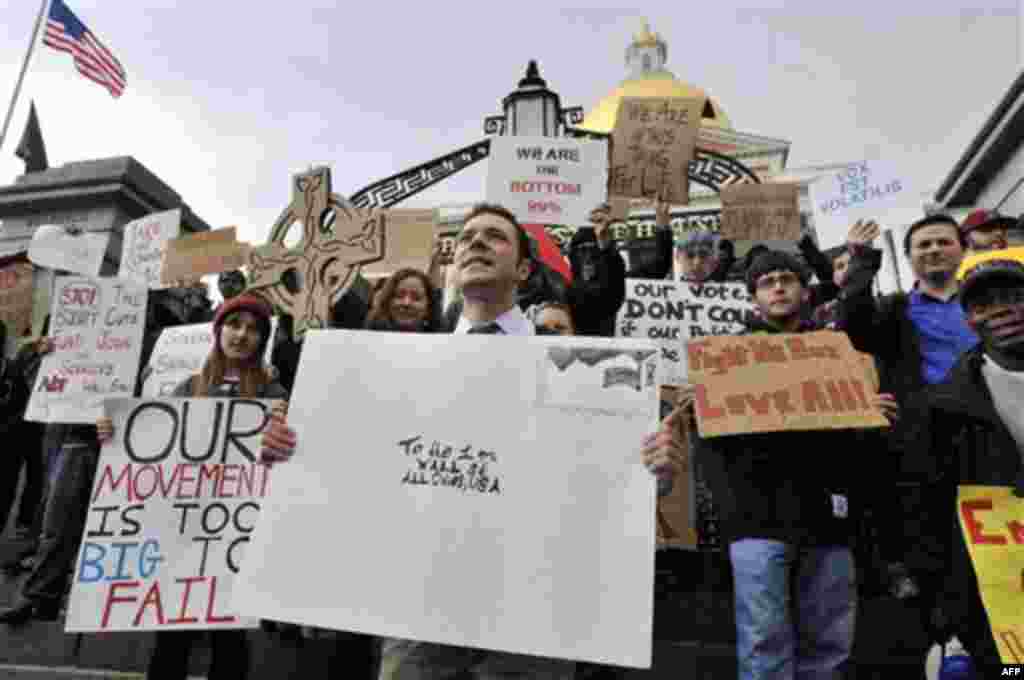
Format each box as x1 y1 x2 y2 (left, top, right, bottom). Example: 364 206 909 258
484 60 584 138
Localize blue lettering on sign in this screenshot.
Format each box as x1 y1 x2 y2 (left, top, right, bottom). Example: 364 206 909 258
76 539 164 583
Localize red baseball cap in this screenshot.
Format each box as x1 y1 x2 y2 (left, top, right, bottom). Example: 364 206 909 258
960 209 1016 235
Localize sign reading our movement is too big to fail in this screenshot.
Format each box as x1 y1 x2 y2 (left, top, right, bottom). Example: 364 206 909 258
65 397 274 632
486 136 608 226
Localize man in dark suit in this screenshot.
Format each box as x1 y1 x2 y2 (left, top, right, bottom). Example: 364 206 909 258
261 202 683 678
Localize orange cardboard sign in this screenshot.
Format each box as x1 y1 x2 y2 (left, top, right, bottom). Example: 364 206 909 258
362 209 436 277
656 385 697 549
719 183 801 241
610 97 704 206
160 227 251 285
689 331 889 438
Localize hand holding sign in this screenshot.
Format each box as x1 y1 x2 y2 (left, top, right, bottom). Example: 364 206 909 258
872 393 899 424
645 406 689 475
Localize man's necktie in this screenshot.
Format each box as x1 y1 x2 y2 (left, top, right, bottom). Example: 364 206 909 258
467 322 503 335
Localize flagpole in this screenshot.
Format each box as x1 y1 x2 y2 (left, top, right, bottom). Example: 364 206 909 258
0 0 50 153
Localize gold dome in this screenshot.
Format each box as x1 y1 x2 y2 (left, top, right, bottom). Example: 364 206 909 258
633 20 662 48
580 74 733 134
580 20 733 134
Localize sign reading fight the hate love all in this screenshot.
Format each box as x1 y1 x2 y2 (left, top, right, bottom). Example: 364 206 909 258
65 398 271 632
689 331 889 438
119 209 181 289
615 279 755 385
25 276 147 424
486 136 608 227
809 160 918 250
956 485 1024 663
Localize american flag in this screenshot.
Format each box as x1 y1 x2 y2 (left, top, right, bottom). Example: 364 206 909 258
43 0 126 98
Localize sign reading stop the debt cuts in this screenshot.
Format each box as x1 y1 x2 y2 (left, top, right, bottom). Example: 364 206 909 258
486 135 608 227
65 397 274 632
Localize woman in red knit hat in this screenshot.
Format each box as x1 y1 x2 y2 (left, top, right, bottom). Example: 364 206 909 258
97 293 286 680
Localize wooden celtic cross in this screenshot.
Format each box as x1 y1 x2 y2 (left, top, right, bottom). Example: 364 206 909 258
246 167 387 340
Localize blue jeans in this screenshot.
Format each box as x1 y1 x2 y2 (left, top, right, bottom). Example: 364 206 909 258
730 539 856 680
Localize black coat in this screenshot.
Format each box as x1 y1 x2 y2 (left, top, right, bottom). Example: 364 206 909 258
566 227 627 337
912 348 1022 669
692 318 886 547
840 249 928 460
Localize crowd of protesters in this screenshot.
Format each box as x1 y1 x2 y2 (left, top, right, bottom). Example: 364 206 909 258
0 201 1020 679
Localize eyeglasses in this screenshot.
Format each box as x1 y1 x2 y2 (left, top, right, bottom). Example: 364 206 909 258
754 272 800 290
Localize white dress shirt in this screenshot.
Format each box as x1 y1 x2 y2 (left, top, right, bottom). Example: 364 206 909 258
453 305 535 337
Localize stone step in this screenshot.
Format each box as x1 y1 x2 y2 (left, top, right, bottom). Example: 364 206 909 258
0 540 931 678
0 664 153 679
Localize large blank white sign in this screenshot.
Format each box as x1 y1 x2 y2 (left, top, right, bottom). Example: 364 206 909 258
234 330 659 668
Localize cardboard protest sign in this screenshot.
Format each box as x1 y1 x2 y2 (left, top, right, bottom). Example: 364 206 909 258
247 167 385 341
28 225 110 276
956 485 1024 663
0 261 34 341
609 97 704 206
119 209 181 289
656 385 696 549
689 331 889 438
141 319 278 398
160 227 251 285
810 160 919 250
719 183 801 241
361 209 436 278
485 136 609 226
25 276 147 424
234 332 658 668
65 397 272 632
616 279 755 385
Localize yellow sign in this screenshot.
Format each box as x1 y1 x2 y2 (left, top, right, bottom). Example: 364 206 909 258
956 485 1024 663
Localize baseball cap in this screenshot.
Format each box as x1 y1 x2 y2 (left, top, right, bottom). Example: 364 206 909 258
960 209 1016 236
957 246 1024 307
675 230 718 253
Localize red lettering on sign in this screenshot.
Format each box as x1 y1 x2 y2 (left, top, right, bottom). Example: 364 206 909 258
1009 520 1024 545
695 385 725 420
60 284 98 306
960 499 1008 545
93 464 134 503
133 581 166 627
101 581 140 629
205 576 236 624
802 380 830 413
166 576 203 625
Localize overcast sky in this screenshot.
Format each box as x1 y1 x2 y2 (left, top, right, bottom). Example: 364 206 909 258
0 2 1019 247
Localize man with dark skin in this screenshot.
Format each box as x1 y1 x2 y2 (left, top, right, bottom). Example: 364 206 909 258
912 249 1024 673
